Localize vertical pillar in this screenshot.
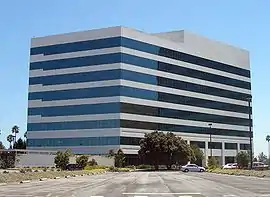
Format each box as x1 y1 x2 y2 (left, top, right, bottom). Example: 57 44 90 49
187 140 191 164
205 141 208 167
221 142 225 166
236 143 241 162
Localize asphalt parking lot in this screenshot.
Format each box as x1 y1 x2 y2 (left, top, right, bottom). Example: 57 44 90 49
0 171 270 197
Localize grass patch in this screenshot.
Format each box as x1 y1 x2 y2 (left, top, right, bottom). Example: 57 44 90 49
0 169 106 183
206 168 270 177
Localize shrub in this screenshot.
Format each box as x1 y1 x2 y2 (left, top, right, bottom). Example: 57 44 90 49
136 164 152 169
25 168 32 172
76 155 89 168
43 167 48 172
34 169 39 172
125 165 136 170
54 150 71 170
114 149 125 167
88 158 98 166
84 165 107 170
108 166 118 172
208 157 219 169
3 170 9 174
0 151 16 169
20 169 26 173
236 151 249 169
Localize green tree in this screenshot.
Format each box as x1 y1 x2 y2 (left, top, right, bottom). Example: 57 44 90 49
139 131 165 170
7 134 14 149
236 151 249 169
108 149 115 158
258 152 267 163
13 138 26 149
139 131 194 170
11 125 19 145
114 149 125 167
190 144 204 165
0 151 16 169
0 142 5 149
54 150 71 170
76 155 89 168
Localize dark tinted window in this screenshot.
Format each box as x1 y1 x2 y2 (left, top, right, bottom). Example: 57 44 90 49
28 86 251 114
208 142 222 149
190 141 205 148
28 103 120 116
121 103 249 126
120 120 251 137
31 36 250 77
29 69 121 85
121 69 251 101
28 86 121 101
240 143 250 150
27 119 120 131
225 143 237 150
27 136 120 147
120 137 142 145
30 53 121 70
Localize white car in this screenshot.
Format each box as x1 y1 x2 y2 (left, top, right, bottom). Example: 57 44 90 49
252 162 269 169
181 164 205 172
223 163 238 169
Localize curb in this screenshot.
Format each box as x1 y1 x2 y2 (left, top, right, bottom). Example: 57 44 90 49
20 180 31 184
0 183 7 186
39 178 48 181
54 177 60 179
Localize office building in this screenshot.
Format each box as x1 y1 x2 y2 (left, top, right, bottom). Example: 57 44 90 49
27 26 252 166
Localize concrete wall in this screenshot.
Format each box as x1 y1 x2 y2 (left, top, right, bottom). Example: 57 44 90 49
70 155 114 166
14 153 114 167
15 153 55 167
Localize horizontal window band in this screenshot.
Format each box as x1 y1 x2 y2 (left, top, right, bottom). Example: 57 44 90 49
28 86 251 114
30 53 251 91
120 120 252 138
28 102 120 116
31 36 250 77
28 102 250 126
29 70 250 101
27 119 251 137
29 66 250 96
27 119 120 131
27 136 120 147
120 103 251 126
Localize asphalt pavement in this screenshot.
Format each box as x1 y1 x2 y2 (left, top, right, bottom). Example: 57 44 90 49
0 171 270 197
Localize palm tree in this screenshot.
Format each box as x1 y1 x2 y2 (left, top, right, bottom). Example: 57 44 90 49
11 125 19 145
266 135 270 162
7 134 14 149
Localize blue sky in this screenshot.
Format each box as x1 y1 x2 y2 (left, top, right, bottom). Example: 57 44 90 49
0 0 269 155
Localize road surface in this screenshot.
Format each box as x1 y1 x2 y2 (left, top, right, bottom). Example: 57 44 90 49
0 171 270 197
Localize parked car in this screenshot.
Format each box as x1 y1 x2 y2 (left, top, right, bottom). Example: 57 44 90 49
181 164 205 172
223 163 238 169
250 162 269 169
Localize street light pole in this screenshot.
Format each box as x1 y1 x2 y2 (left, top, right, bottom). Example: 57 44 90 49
247 97 253 170
208 123 213 158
